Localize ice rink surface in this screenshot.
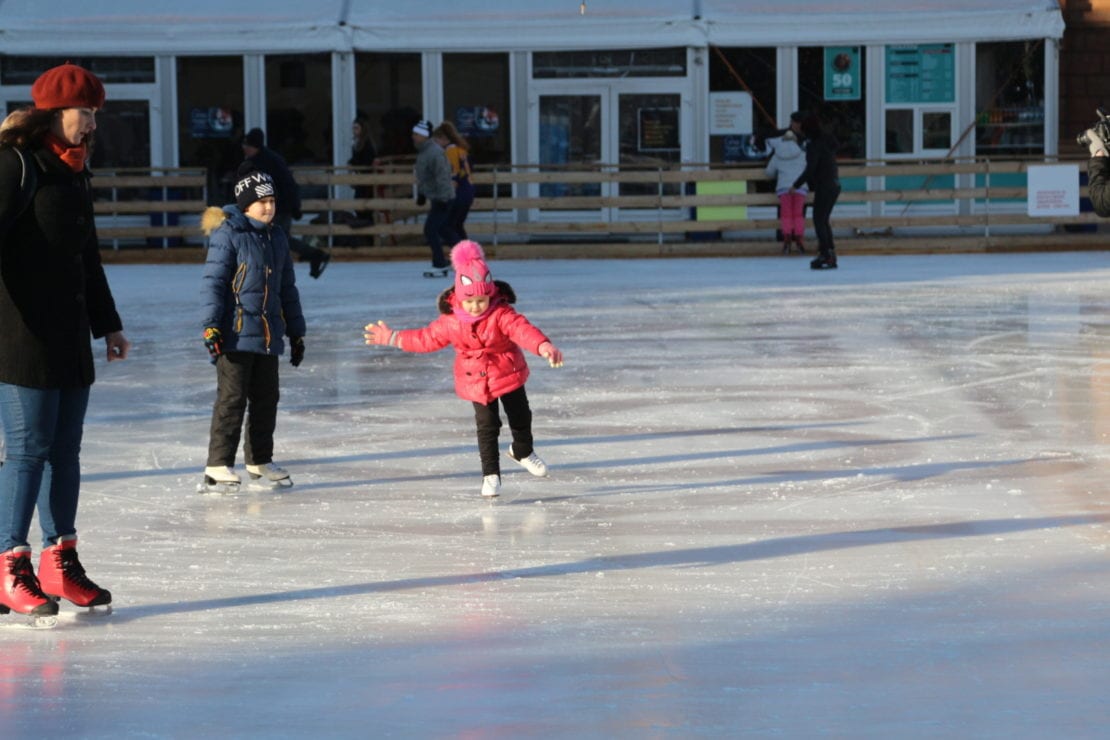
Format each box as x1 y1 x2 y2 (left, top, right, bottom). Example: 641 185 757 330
2 252 1108 738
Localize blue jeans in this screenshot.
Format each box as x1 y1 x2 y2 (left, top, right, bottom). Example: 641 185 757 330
0 383 90 551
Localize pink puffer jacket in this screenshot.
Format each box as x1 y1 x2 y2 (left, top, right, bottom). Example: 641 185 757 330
396 282 550 404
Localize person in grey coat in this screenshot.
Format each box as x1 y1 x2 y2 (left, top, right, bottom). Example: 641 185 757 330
412 119 458 276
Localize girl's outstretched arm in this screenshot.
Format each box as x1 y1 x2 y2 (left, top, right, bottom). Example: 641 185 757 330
364 320 399 347
538 341 564 368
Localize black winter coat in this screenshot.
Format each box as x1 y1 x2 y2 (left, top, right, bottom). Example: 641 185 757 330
0 146 122 388
793 132 841 193
246 147 302 221
1088 157 1110 217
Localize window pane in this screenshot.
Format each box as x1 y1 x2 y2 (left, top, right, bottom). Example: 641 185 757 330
619 93 681 196
538 95 602 200
443 52 511 185
885 109 914 154
975 40 1045 155
91 101 150 169
923 111 952 150
1 56 155 85
799 46 867 159
177 57 243 204
354 53 422 159
533 48 685 79
710 47 776 164
264 54 331 166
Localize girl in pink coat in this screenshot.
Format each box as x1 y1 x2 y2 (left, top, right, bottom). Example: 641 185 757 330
364 241 564 498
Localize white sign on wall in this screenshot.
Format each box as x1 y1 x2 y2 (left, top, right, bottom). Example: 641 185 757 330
1027 164 1079 217
709 92 753 135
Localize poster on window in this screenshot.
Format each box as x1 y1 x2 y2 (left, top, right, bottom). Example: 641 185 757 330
189 107 234 138
455 106 501 138
709 92 753 135
886 44 955 104
638 107 680 152
825 47 860 101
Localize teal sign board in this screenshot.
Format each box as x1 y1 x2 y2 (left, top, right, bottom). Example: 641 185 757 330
824 47 861 101
886 44 954 104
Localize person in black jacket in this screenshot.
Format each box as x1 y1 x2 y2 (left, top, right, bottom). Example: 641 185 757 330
791 114 841 270
1083 125 1110 216
241 128 330 278
0 64 130 622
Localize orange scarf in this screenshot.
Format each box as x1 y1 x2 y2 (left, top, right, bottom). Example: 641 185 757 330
45 132 87 173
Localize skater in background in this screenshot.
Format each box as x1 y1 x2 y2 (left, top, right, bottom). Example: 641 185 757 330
348 113 377 224
411 119 457 277
199 164 306 493
241 127 330 278
0 63 130 622
364 240 563 498
433 120 475 241
764 129 808 253
791 113 841 270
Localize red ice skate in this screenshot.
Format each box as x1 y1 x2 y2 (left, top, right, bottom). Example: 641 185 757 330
0 546 59 618
38 535 111 608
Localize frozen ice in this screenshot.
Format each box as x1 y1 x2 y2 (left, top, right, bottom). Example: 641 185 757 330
1 253 1107 737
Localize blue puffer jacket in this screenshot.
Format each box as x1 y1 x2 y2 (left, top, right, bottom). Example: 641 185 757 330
200 205 305 356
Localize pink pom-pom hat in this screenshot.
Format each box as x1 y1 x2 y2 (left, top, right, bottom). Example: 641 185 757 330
451 240 496 299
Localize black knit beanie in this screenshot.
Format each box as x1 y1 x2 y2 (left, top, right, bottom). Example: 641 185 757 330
234 166 275 212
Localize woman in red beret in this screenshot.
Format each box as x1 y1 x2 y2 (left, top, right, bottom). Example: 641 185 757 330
0 63 130 625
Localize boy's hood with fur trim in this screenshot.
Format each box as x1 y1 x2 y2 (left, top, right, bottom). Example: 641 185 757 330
438 280 515 314
201 204 253 237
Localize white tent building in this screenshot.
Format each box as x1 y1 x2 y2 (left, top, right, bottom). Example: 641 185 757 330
0 1 1065 209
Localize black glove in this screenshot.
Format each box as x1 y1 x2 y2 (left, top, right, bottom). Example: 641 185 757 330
292 209 303 221
290 337 305 367
416 193 427 206
203 327 223 359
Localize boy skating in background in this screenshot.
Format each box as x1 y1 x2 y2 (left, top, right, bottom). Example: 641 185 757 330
364 241 563 498
199 164 306 492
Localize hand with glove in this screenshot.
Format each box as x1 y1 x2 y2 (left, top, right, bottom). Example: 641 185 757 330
203 327 223 359
538 341 564 368
1086 127 1108 157
290 336 305 367
416 193 427 207
364 320 399 347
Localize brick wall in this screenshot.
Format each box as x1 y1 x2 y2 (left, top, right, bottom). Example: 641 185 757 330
1060 0 1110 150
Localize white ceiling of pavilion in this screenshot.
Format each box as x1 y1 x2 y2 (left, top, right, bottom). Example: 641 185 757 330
0 1 1064 55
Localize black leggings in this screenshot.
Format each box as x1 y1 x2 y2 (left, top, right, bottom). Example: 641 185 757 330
472 386 533 476
812 183 841 257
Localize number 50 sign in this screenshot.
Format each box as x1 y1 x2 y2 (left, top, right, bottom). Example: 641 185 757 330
825 46 861 101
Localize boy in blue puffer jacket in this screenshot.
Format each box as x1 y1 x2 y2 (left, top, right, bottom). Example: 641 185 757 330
199 164 306 492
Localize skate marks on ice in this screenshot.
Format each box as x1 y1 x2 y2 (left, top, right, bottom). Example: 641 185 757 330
101 513 1107 625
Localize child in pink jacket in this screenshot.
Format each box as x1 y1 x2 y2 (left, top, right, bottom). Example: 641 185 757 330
364 240 564 498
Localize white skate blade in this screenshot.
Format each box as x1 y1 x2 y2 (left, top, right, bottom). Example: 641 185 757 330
197 479 241 494
246 477 294 491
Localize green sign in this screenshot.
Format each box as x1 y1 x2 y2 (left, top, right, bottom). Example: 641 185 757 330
824 47 860 101
886 44 955 104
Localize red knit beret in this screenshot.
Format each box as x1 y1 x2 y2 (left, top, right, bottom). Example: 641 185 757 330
31 64 106 110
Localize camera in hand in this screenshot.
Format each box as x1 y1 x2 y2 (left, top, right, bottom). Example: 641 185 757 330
1077 107 1110 147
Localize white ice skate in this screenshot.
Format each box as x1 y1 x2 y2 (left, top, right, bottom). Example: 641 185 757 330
246 462 293 489
481 474 501 498
507 446 548 477
198 465 241 494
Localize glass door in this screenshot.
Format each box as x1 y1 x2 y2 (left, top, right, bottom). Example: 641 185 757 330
530 82 687 220
535 89 608 218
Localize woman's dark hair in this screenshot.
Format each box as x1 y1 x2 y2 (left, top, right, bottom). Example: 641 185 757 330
352 115 372 148
0 107 55 150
